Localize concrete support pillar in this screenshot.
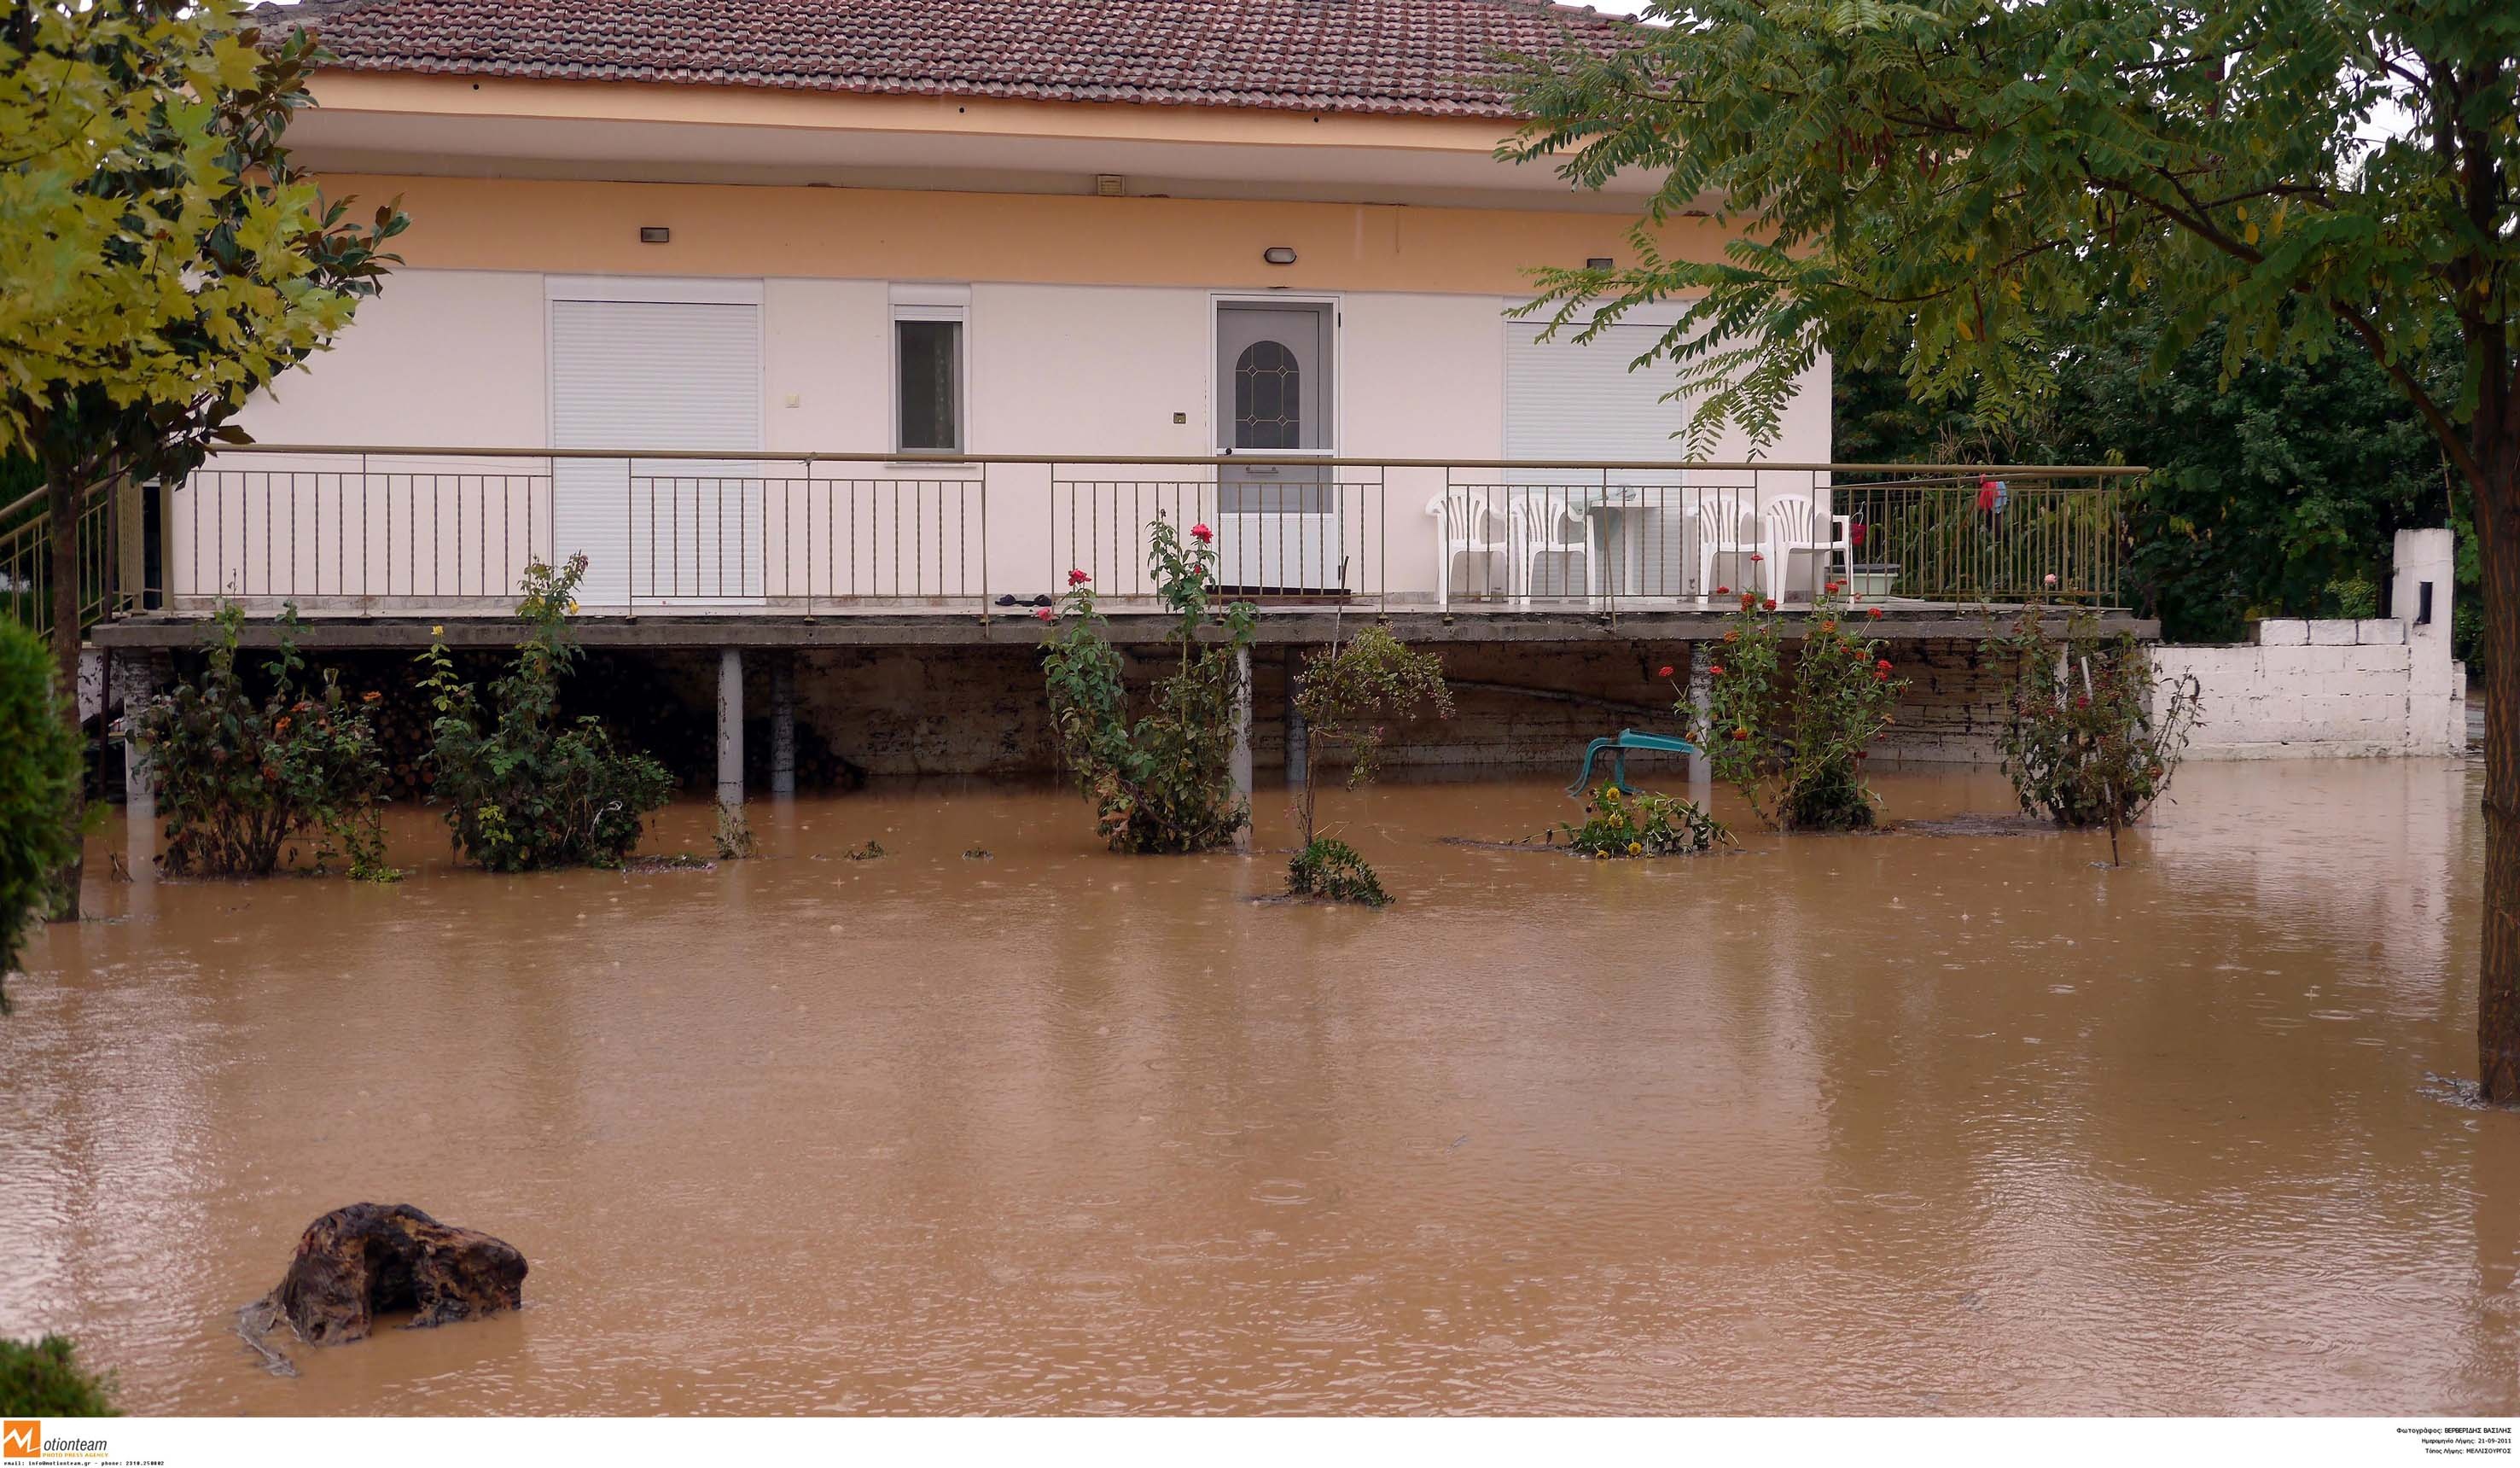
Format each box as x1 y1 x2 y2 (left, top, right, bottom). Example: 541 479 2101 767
2393 527 2464 754
1688 655 1714 796
1283 660 1308 789
120 650 170 892
1231 647 1254 843
770 655 797 797
716 648 745 814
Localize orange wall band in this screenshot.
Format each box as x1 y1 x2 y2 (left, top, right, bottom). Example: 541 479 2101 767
319 173 1714 295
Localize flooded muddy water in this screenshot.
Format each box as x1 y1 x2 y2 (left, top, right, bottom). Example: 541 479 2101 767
3 760 2511 1415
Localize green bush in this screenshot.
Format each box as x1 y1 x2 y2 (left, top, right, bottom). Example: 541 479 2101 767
135 604 393 880
418 555 672 871
1693 585 1906 830
0 620 79 1014
1286 836 1389 907
0 1335 116 1416
1041 521 1255 853
1983 604 2203 859
1557 784 1731 858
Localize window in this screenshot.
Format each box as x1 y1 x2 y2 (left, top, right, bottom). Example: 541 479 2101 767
892 302 964 452
1233 340 1301 450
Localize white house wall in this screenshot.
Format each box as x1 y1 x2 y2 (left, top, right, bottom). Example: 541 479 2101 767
203 268 1832 607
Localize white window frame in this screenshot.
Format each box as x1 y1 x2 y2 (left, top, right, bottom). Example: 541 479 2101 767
890 284 971 457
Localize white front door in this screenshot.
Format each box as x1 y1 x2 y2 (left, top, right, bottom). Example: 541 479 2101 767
549 286 762 607
1215 302 1341 594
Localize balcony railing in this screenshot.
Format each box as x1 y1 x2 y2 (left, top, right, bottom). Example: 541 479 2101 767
115 447 2143 620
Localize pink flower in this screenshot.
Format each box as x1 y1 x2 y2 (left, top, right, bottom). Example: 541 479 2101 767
2044 573 2059 589
1068 568 1090 586
1749 552 1765 562
1033 607 1056 621
1190 522 1213 544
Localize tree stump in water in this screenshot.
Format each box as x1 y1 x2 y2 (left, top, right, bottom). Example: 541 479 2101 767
248 1203 527 1350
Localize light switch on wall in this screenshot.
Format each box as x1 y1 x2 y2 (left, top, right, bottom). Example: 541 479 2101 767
1173 412 1186 424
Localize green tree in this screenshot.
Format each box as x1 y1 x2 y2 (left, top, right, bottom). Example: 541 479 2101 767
1501 0 2520 1100
1835 308 2468 645
0 619 79 1015
1 0 406 915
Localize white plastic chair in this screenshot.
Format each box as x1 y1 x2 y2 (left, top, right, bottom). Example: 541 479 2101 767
1761 494 1856 603
1693 490 1760 605
1425 489 1520 609
1512 493 1592 604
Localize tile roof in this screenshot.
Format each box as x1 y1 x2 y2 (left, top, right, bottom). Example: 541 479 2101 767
270 0 1636 118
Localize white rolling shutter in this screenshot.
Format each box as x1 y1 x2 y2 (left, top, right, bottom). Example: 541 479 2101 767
550 292 762 606
1503 312 1695 595
1504 316 1696 466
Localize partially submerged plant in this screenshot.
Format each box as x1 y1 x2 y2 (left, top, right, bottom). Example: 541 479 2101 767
1040 521 1257 853
1983 604 2203 864
1691 585 1905 830
1285 836 1389 907
0 618 79 1014
417 555 672 872
137 603 393 880
1282 624 1451 904
1555 784 1731 859
0 1333 117 1416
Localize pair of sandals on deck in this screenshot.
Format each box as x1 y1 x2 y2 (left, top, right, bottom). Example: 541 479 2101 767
993 594 1057 608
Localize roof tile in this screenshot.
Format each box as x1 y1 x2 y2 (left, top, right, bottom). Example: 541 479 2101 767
265 0 1634 118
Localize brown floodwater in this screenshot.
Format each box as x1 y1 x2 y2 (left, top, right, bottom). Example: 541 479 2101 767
3 760 2511 1416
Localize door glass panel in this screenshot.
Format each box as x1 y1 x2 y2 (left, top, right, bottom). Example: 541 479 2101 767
1233 341 1301 451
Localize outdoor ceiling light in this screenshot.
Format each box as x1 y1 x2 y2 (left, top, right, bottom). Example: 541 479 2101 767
1262 246 1297 265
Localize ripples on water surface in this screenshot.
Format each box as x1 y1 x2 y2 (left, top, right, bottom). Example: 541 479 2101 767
1 760 2511 1415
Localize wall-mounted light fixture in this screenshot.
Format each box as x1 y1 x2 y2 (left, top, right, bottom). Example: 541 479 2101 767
1262 246 1297 265
1094 174 1126 197
638 225 672 244
1586 256 1615 270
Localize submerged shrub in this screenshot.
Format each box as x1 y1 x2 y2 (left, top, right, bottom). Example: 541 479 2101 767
1041 521 1255 853
1556 784 1730 858
1984 605 2203 859
136 604 392 880
1286 836 1389 907
0 620 79 1013
1691 585 1905 830
1284 625 1452 903
0 1334 117 1416
418 555 672 872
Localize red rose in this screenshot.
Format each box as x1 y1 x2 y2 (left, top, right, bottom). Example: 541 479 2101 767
1068 568 1090 585
1656 664 1674 679
1749 552 1765 562
1850 522 1866 547
1866 608 1883 620
1715 585 1731 595
1761 598 1778 612
1731 727 1750 741
1033 607 1056 621
1710 663 1726 677
1876 658 1893 673
1190 522 1213 544
1874 669 1889 682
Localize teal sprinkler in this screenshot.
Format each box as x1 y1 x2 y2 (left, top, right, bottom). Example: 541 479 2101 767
1568 729 1704 797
